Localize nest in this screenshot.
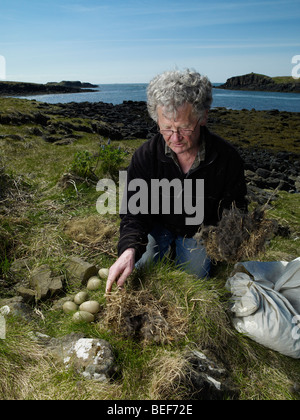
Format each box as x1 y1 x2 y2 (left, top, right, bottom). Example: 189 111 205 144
102 290 188 344
64 215 117 245
194 206 276 263
64 215 118 257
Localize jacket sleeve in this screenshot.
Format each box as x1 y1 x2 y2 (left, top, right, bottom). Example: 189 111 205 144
218 149 248 217
117 147 154 262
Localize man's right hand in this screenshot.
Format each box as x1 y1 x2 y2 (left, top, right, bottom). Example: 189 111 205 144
105 248 136 294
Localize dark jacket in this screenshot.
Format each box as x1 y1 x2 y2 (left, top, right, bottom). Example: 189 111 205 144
118 126 247 261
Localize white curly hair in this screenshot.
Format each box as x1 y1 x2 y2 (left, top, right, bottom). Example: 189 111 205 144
147 69 213 122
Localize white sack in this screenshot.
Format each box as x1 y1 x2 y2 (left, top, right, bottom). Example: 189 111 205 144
225 257 300 358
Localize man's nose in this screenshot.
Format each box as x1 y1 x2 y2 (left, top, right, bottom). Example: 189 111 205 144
170 130 182 138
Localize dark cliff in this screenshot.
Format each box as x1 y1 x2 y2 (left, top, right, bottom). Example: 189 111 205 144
217 73 300 93
0 81 98 96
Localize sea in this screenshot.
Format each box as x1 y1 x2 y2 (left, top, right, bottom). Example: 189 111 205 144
18 83 300 113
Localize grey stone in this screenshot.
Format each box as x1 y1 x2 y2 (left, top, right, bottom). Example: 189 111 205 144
49 275 64 295
0 296 37 322
15 285 36 303
295 176 300 192
9 258 30 273
256 168 271 179
65 256 97 286
185 350 239 400
29 265 53 300
28 265 64 300
47 333 117 381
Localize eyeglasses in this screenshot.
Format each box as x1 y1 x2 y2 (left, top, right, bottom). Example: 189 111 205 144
158 117 201 138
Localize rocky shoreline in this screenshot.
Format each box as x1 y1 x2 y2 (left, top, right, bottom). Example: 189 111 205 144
0 80 98 96
34 100 300 194
0 98 299 194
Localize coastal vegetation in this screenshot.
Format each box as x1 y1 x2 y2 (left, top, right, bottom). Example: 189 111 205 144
0 97 300 400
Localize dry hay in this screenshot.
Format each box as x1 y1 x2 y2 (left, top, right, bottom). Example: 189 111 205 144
0 322 49 400
194 206 276 263
102 289 188 344
64 215 117 253
0 164 34 216
148 350 192 399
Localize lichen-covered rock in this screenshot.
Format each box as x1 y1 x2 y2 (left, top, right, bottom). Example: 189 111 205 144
47 333 117 381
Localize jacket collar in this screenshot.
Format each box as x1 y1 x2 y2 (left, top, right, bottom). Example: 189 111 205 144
158 126 218 169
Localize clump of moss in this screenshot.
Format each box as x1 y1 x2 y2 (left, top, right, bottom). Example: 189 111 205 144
195 206 276 263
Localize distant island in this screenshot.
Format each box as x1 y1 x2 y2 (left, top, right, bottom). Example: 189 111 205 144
0 80 98 96
216 73 300 93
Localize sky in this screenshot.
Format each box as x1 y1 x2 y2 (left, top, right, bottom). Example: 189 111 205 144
0 0 300 84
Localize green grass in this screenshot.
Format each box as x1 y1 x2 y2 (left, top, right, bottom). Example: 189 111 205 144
0 97 300 400
272 76 300 84
264 191 300 261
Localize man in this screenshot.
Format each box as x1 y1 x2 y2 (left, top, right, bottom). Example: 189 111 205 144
106 69 247 293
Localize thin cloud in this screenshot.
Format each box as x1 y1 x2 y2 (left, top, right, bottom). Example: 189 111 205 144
60 4 109 13
111 0 299 15
191 42 300 49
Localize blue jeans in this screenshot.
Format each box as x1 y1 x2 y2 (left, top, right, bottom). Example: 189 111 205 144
135 225 211 278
